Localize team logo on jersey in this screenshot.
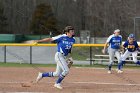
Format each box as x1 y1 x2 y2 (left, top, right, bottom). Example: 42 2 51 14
128 45 135 49
112 40 121 42
62 41 73 45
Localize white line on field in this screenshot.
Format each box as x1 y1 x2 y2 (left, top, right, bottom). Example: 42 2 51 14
0 81 140 86
72 81 140 86
75 67 105 69
75 67 140 71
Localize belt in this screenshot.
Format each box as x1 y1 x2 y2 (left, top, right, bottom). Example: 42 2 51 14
58 52 64 55
59 52 66 58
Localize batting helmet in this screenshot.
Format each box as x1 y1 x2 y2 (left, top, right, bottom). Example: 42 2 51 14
62 26 74 34
129 34 135 38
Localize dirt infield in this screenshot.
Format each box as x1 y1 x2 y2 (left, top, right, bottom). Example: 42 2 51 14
0 67 140 93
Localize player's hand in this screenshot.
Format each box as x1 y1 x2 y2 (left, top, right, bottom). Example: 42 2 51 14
33 40 38 45
102 49 106 54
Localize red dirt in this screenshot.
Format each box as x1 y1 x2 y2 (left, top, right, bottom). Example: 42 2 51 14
0 67 140 93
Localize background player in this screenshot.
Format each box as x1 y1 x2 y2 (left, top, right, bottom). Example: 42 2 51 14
118 34 140 72
103 29 122 74
35 26 75 89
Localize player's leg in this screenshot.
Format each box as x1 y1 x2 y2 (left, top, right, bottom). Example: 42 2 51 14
115 50 123 73
41 63 62 77
108 48 115 73
36 53 62 83
36 64 62 83
53 64 63 76
132 51 140 65
118 50 131 71
54 52 69 89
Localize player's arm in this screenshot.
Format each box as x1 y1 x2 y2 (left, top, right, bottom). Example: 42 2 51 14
35 34 63 43
137 47 140 52
103 42 109 54
104 42 109 49
66 45 75 68
36 38 53 43
135 41 140 51
119 36 124 52
120 45 125 54
102 35 111 54
66 51 73 68
120 41 127 53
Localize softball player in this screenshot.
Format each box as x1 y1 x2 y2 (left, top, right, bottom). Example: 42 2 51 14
35 26 75 89
103 29 122 74
118 34 140 72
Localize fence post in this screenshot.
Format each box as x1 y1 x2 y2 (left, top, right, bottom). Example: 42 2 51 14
89 46 92 65
30 46 32 64
4 46 6 63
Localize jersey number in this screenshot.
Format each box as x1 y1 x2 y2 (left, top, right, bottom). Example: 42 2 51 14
65 45 71 49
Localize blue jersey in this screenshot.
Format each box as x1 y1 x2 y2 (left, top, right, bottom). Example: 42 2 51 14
106 34 122 49
52 34 75 56
123 40 139 52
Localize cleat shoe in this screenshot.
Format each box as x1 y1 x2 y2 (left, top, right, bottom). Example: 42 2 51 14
36 72 43 83
107 70 112 74
54 83 63 89
117 70 123 73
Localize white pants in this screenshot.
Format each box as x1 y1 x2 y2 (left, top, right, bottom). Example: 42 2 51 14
108 48 121 65
53 52 69 77
121 50 138 63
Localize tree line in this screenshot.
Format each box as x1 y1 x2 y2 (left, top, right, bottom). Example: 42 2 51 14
0 0 140 40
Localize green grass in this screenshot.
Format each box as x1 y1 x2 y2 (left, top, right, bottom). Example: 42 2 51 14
72 47 104 60
0 62 139 69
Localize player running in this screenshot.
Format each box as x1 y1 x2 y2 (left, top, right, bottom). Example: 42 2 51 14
35 26 75 89
118 34 140 73
103 29 122 74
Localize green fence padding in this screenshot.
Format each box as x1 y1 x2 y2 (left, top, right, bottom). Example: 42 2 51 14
23 35 50 40
0 34 23 43
0 34 50 43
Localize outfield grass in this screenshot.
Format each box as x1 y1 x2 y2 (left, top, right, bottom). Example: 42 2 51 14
0 62 139 69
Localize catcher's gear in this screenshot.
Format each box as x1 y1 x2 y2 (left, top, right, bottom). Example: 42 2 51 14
66 57 73 68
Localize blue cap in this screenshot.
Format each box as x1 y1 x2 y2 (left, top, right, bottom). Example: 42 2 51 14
129 34 135 38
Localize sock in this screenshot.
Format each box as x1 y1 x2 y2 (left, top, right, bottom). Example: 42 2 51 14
42 72 53 77
118 61 125 70
122 61 125 66
108 64 112 71
56 74 65 84
118 63 122 70
136 61 140 65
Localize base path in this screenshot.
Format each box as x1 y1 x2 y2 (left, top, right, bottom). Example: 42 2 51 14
0 67 140 93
